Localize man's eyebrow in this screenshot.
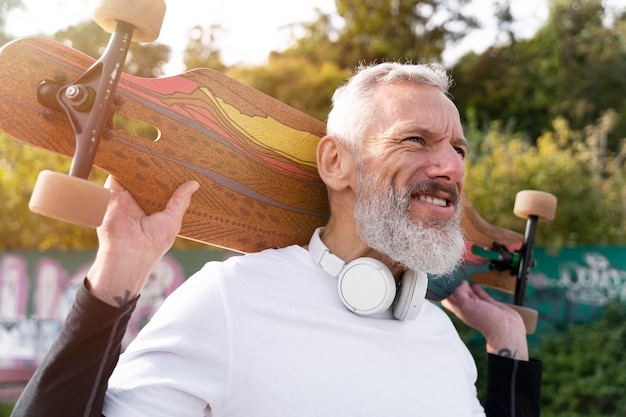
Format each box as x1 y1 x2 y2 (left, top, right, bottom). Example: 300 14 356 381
388 126 435 138
387 127 470 150
454 137 470 150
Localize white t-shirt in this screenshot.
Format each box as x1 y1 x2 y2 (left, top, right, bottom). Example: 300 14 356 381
103 245 485 417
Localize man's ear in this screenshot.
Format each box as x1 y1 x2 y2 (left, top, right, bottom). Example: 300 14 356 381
317 136 356 192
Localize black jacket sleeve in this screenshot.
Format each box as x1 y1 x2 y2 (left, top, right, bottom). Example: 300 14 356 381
11 280 136 417
485 354 543 417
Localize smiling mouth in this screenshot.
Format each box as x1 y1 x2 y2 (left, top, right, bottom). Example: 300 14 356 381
407 181 460 209
415 194 448 207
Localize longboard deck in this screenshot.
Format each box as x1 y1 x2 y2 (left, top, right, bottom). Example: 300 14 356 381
0 37 522 271
0 37 329 253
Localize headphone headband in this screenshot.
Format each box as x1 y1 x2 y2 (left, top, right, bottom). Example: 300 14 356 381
308 227 427 320
308 227 345 277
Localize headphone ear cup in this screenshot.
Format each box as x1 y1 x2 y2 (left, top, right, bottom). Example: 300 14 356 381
393 269 428 320
338 257 397 316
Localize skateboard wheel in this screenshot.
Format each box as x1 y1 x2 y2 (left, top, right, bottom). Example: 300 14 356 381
508 304 539 334
94 0 166 42
513 190 557 221
29 170 111 228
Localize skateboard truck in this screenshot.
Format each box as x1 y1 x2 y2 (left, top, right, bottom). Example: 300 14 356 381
471 190 557 333
36 19 135 180
472 242 523 273
28 0 165 228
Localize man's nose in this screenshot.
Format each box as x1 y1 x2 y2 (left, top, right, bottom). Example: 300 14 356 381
426 144 465 183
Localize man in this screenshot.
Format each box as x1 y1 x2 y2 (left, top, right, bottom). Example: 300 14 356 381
12 62 541 417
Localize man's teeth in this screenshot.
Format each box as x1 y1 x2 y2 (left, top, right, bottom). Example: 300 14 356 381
417 195 447 207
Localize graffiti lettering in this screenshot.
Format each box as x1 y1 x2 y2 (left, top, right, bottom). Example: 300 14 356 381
0 253 186 367
559 253 626 306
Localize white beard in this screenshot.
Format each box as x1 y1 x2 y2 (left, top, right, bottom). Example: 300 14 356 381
354 164 466 277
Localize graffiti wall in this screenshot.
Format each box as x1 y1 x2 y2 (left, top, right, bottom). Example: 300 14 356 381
524 246 626 338
1 246 625 368
0 249 231 369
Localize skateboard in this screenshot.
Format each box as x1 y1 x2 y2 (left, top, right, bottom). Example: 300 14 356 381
0 21 327 254
0 0 556 331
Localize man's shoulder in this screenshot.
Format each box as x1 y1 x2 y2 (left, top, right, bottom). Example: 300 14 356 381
224 244 308 269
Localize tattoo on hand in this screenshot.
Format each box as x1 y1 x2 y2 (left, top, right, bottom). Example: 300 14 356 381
497 348 517 359
113 290 132 307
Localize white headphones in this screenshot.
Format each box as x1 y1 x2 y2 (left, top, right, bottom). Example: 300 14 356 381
308 227 428 320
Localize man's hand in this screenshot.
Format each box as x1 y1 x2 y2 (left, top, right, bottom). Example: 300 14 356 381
441 280 529 361
87 177 199 307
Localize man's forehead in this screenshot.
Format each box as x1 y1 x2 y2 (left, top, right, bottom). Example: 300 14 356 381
368 86 463 130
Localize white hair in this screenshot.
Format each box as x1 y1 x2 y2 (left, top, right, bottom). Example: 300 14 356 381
326 62 452 152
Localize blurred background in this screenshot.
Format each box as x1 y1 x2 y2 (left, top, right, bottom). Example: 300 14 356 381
1 0 626 415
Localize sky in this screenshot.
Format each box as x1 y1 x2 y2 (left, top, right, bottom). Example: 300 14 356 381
4 0 553 75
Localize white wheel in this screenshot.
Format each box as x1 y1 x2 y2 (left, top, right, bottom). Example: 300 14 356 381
29 170 111 228
94 0 166 42
508 305 539 334
513 190 557 221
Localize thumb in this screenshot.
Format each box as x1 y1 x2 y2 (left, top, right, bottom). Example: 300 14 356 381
164 181 199 224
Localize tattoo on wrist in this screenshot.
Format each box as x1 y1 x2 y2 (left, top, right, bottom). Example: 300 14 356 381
497 348 517 359
113 290 132 307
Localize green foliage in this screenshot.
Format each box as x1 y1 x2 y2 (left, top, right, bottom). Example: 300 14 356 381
54 21 171 78
279 11 344 67
454 302 626 415
183 25 227 73
1 3 626 412
0 0 22 45
1 0 624 252
273 0 480 71
0 401 13 417
0 133 103 249
539 302 626 416
464 112 626 247
334 0 479 65
228 55 350 122
451 0 626 149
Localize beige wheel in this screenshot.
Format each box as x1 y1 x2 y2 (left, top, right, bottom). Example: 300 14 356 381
509 305 539 334
29 170 111 228
513 190 557 221
94 0 166 42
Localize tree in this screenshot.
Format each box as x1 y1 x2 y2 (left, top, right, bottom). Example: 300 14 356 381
0 0 23 45
54 21 171 78
0 133 102 249
277 0 480 71
334 0 479 66
537 0 626 142
228 54 349 122
463 112 626 247
279 10 344 67
539 302 626 416
451 0 626 148
182 25 227 73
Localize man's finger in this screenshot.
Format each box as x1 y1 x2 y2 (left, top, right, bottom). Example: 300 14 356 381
164 180 200 222
104 175 125 191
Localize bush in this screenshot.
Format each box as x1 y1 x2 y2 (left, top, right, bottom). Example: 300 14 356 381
540 302 626 416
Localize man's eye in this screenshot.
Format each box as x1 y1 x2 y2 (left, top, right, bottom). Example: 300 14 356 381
454 146 467 159
405 136 425 144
